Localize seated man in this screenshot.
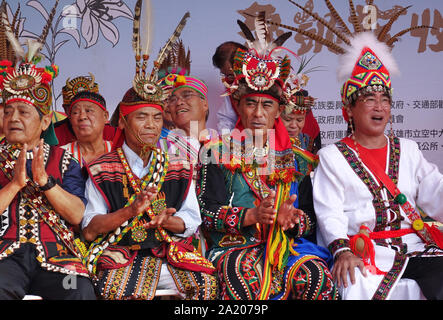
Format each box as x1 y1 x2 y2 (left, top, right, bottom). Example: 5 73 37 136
313 33 443 300
0 59 95 299
212 40 321 153
54 74 116 146
60 76 112 166
81 9 217 299
198 22 337 300
82 85 217 300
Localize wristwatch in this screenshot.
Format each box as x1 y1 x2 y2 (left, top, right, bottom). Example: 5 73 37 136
40 175 57 191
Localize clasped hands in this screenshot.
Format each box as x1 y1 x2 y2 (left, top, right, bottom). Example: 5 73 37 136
128 185 176 230
12 140 52 190
248 190 305 231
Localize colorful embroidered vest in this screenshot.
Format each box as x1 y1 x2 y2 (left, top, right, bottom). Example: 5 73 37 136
199 135 318 255
86 147 192 250
0 144 89 276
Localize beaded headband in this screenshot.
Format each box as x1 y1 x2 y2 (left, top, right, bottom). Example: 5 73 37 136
62 73 99 108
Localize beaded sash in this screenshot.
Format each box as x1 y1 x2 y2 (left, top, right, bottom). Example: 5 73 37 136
84 147 168 275
335 138 410 300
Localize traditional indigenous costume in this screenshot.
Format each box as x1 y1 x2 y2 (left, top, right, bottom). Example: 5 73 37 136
0 2 94 299
197 15 337 300
281 72 317 154
287 1 443 300
60 75 112 167
81 2 217 300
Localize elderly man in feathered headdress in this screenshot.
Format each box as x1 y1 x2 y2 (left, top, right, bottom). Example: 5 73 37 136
81 1 217 300
0 2 95 299
279 1 443 300
197 13 338 300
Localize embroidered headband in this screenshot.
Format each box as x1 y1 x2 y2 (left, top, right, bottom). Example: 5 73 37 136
172 75 208 100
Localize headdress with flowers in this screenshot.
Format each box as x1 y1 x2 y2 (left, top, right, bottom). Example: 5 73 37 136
282 72 315 116
157 39 191 91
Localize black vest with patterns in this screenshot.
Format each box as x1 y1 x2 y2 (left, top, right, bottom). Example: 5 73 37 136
87 148 192 249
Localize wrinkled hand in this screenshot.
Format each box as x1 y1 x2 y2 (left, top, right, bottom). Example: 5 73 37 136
32 139 49 186
332 251 367 288
276 194 303 231
11 143 28 189
129 185 158 218
254 190 277 225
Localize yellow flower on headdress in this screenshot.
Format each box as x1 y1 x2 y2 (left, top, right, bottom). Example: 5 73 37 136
175 74 187 87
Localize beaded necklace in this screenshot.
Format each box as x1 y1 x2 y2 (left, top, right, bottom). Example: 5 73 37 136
70 141 111 167
116 147 171 243
84 147 169 275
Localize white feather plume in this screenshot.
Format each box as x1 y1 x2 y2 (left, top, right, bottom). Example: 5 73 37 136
141 0 153 57
26 39 43 63
254 11 270 55
337 31 400 82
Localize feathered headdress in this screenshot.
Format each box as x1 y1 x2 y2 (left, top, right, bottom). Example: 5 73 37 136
0 1 21 67
0 0 59 115
112 0 190 150
267 0 434 108
223 11 293 99
129 0 190 106
282 73 315 115
157 39 191 90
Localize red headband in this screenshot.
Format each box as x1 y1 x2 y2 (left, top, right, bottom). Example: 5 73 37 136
69 98 106 115
119 103 163 118
241 93 280 103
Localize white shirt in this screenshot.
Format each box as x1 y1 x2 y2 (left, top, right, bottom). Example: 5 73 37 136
312 137 443 299
81 142 201 238
216 95 237 134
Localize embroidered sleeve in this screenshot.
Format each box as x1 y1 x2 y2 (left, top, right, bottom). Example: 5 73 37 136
328 238 351 256
197 161 247 235
298 175 316 237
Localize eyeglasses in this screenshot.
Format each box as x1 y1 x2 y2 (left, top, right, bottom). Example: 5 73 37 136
168 91 202 105
358 96 392 108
